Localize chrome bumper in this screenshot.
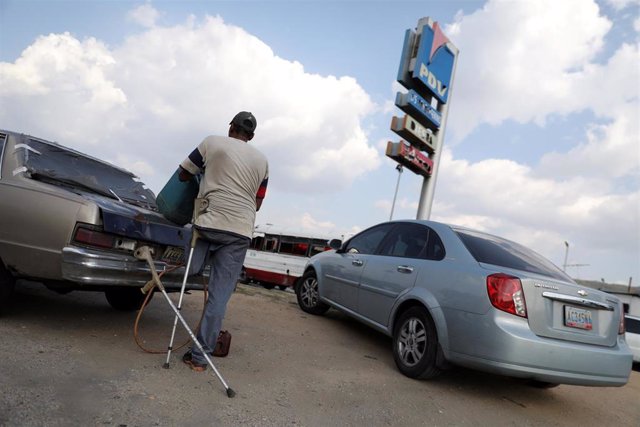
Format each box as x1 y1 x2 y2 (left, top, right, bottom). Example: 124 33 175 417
61 246 207 290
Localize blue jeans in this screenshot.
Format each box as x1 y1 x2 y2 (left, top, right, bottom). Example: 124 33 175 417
188 228 249 364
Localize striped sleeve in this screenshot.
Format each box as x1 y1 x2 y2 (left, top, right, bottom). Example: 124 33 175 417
256 176 268 199
180 141 206 175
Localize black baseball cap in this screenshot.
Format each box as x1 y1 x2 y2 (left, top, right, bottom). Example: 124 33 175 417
230 111 257 134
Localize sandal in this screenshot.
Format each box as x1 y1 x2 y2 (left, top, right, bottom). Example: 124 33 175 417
182 351 207 372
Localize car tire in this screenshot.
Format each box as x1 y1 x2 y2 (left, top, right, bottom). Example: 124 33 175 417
278 285 287 291
295 271 329 315
262 283 275 290
105 287 150 311
0 261 16 314
238 267 248 284
392 306 441 379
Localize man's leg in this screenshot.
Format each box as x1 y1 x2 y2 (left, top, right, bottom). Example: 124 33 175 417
189 232 249 366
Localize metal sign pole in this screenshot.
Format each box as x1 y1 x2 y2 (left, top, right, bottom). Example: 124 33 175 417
416 44 459 220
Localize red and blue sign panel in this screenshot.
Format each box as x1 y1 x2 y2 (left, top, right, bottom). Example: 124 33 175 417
412 22 454 104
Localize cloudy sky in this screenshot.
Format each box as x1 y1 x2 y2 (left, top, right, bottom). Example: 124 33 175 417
1 0 638 284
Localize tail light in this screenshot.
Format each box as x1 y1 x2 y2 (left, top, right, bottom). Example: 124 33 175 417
73 225 137 251
618 302 625 335
487 273 527 318
74 226 116 249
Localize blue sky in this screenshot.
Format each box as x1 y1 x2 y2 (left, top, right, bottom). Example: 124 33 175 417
1 0 638 284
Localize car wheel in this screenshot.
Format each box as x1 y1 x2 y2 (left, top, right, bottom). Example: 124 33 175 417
392 306 441 379
105 287 150 311
0 261 16 314
278 285 287 291
295 271 329 315
238 267 248 284
262 283 275 290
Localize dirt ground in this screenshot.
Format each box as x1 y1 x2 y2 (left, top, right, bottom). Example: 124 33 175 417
1 281 639 427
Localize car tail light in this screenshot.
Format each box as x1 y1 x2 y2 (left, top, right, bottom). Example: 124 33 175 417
487 273 527 318
618 302 625 335
74 227 115 249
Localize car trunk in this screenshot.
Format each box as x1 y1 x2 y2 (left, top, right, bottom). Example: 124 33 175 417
85 194 191 248
519 276 621 347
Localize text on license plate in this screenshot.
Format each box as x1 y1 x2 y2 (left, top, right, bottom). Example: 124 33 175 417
161 246 185 265
564 306 593 330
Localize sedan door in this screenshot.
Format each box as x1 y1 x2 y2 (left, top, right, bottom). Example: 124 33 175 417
321 223 394 312
358 223 431 327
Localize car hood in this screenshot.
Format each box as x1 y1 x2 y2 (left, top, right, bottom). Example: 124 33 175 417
82 193 191 247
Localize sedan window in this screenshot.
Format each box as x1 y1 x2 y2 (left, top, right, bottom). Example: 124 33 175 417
454 229 570 281
379 223 429 258
345 223 394 255
378 223 446 260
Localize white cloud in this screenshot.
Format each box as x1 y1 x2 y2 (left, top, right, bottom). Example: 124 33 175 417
0 14 379 194
0 33 128 144
424 0 639 282
127 3 160 28
445 0 612 142
604 0 640 11
432 146 639 283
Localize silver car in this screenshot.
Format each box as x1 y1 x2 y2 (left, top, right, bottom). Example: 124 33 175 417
0 130 205 312
295 220 632 386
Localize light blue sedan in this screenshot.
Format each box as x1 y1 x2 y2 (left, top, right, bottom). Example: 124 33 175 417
294 220 633 386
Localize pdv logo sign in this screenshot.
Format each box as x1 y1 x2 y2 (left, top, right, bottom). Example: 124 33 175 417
412 22 455 104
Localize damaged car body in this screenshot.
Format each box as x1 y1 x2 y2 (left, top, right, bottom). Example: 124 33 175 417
0 130 206 311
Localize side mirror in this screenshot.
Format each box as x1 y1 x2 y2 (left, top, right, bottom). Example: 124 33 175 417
329 239 342 251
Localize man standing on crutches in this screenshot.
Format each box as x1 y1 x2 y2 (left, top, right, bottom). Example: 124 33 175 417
177 111 269 372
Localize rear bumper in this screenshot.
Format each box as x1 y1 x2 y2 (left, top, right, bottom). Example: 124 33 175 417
444 308 633 386
61 246 207 290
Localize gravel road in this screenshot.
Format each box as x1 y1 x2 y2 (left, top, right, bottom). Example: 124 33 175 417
1 281 638 426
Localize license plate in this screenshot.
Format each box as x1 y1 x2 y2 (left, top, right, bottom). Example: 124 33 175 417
161 246 185 265
564 306 593 330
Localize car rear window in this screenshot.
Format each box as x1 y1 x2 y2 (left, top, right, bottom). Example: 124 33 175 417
18 138 156 209
454 228 571 281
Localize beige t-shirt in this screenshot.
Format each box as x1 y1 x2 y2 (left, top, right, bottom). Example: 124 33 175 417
180 135 269 238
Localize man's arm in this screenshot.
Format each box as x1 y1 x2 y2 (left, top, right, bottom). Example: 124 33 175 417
179 144 206 181
255 176 268 212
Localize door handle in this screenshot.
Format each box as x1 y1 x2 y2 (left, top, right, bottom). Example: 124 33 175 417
352 259 364 267
397 265 414 274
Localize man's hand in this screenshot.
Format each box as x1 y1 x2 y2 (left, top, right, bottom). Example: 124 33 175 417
178 166 193 182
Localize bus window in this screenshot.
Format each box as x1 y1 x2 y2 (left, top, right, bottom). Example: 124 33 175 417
251 236 265 250
265 237 279 252
279 239 309 257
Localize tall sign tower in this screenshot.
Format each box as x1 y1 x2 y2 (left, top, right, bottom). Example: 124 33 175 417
386 17 459 219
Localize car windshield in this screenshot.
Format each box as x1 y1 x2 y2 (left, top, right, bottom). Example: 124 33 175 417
17 138 157 209
454 228 571 281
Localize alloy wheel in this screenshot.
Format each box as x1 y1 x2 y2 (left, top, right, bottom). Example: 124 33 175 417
300 276 319 308
397 317 427 367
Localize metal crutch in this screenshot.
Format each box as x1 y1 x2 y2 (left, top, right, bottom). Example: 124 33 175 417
163 198 208 369
135 245 235 398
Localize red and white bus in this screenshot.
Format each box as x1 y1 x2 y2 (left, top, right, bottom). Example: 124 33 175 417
241 226 334 290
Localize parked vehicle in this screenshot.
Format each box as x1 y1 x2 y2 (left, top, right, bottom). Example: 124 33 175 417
295 220 633 386
602 291 640 363
0 130 206 312
242 226 333 290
